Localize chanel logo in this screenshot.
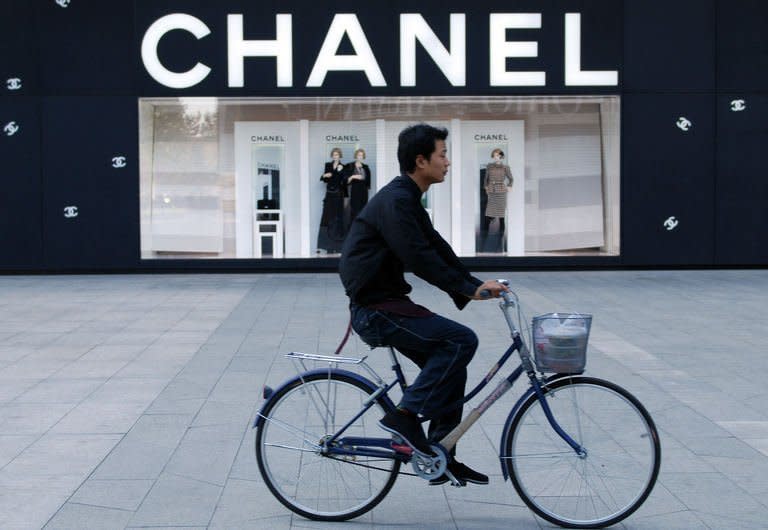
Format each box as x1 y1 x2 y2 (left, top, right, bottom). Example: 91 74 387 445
63 206 79 218
55 0 71 7
3 121 19 136
730 99 746 112
663 216 679 231
111 156 127 168
6 78 22 90
676 117 692 132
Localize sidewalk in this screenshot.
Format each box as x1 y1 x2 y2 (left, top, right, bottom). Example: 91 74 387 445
1 270 767 529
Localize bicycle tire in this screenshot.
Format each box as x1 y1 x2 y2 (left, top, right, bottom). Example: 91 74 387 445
503 376 660 528
255 371 400 521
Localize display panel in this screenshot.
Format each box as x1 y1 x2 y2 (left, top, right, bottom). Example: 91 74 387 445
716 94 768 264
139 96 620 259
622 94 715 265
0 97 42 269
43 96 139 269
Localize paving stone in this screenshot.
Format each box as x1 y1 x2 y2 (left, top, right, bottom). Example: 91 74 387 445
51 401 148 434
128 474 222 527
716 420 768 438
746 438 768 458
659 472 767 523
620 510 708 529
0 434 37 468
44 503 134 530
208 478 292 529
0 403 75 434
91 414 190 480
163 424 244 486
0 377 40 402
15 378 104 404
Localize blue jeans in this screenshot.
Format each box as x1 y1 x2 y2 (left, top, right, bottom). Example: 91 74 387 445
350 304 478 446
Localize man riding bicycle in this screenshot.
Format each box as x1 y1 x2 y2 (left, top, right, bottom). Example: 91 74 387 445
339 123 507 486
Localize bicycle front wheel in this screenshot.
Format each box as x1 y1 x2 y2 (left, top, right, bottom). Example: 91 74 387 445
504 376 660 529
255 371 400 521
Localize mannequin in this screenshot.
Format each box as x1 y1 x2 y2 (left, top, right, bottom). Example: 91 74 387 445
317 147 347 254
345 148 371 222
481 148 513 252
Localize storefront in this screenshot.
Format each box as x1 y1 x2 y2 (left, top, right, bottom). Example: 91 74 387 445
1 1 766 271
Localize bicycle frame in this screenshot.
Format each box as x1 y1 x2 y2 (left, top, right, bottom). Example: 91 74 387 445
255 288 586 469
439 290 586 459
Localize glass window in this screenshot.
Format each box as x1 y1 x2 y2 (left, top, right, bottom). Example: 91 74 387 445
139 96 620 259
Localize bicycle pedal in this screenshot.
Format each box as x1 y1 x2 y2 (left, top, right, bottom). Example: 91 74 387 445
446 470 466 487
391 442 413 456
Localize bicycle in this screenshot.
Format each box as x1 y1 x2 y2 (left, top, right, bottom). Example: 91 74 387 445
253 282 661 528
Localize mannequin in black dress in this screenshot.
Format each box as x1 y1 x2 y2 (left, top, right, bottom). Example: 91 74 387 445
317 147 347 254
345 148 371 223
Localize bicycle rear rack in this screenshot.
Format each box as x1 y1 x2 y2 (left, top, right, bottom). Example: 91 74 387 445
285 351 386 386
286 351 367 365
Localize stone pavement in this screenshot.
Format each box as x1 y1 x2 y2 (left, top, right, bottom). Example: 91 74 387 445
0 270 767 529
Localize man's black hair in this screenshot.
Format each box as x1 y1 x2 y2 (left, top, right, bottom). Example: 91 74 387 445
397 124 449 174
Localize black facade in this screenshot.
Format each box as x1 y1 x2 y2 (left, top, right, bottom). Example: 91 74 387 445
1 0 766 271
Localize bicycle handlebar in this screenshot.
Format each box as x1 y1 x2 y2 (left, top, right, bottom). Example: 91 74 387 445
494 279 523 337
479 279 512 299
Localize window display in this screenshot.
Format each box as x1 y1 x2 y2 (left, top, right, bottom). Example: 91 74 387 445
347 148 371 223
458 120 525 256
252 145 283 258
317 147 347 254
233 121 300 258
139 96 620 260
308 121 378 255
480 148 514 253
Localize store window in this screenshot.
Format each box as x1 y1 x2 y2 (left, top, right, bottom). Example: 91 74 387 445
139 96 619 259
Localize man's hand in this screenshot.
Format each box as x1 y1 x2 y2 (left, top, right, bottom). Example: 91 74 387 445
472 280 509 300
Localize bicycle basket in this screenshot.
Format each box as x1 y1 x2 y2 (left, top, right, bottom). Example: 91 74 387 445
531 313 592 373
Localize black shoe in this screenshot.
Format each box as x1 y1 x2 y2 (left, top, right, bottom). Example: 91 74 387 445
429 460 489 486
378 410 433 455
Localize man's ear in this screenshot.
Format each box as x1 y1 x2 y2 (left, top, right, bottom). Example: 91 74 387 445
414 154 427 169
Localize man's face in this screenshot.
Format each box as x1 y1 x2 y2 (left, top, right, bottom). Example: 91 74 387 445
417 139 450 184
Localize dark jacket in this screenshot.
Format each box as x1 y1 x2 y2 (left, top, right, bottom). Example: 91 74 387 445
339 175 481 310
321 161 347 196
344 161 371 190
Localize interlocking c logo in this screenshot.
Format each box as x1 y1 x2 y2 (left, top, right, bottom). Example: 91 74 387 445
730 99 746 112
663 216 679 231
3 121 19 136
675 117 692 132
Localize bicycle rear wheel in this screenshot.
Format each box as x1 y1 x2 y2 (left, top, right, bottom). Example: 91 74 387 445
255 371 400 521
504 376 660 529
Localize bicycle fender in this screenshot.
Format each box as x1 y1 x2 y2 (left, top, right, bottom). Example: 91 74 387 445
253 368 395 429
498 386 537 481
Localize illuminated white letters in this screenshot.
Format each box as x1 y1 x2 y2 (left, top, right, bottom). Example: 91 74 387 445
564 13 618 86
140 11 619 89
141 14 212 89
400 14 466 86
489 13 545 87
228 14 293 87
307 14 386 87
